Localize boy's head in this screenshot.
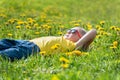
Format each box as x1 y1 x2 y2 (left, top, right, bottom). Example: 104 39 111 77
64 27 86 42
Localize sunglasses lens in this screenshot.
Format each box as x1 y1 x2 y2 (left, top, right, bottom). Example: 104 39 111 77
71 29 77 33
67 29 77 33
67 30 71 33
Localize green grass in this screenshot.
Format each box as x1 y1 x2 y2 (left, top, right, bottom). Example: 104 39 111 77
0 0 120 80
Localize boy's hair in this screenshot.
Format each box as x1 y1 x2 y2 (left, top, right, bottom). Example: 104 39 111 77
76 27 87 36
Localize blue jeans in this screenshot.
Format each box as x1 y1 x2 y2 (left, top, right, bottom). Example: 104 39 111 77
0 39 40 61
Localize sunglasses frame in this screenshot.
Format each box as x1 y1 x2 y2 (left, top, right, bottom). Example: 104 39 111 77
67 29 81 38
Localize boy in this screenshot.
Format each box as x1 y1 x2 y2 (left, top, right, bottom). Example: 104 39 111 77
0 27 97 61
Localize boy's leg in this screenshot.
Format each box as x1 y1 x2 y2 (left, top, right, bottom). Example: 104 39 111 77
0 39 18 50
0 40 40 61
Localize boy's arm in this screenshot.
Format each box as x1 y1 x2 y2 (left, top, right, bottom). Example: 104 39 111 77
75 29 97 50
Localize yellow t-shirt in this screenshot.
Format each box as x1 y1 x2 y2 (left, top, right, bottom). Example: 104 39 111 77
30 36 75 53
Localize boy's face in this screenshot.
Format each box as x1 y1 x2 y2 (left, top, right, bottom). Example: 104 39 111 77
64 27 81 42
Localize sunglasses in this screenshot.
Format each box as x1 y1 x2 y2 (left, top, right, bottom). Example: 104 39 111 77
67 29 81 38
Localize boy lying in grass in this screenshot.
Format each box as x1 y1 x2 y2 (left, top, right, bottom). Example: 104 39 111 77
0 27 97 61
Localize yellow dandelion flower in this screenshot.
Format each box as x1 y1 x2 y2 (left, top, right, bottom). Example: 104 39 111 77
25 25 32 29
110 46 117 49
99 31 108 35
110 26 116 30
47 26 52 29
61 63 69 69
40 14 46 19
20 14 26 17
58 31 63 35
72 50 83 56
0 14 7 18
27 18 33 21
98 27 104 31
8 19 15 24
34 23 39 27
7 33 13 37
74 23 80 26
86 23 92 30
82 52 89 55
59 25 64 28
96 35 102 38
35 31 40 34
102 32 109 35
100 21 105 25
95 25 101 29
40 51 46 55
65 52 73 56
28 21 34 25
51 75 59 80
115 27 120 31
51 45 58 50
59 57 69 63
16 26 21 29
51 44 60 50
46 19 52 23
55 44 60 47
113 41 118 47
17 21 24 25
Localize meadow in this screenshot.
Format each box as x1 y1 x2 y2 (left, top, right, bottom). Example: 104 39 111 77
0 0 120 80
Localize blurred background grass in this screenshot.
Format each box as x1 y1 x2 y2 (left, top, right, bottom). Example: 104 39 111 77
1 0 120 23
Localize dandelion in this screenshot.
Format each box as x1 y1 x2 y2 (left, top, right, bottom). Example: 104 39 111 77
40 14 46 19
110 46 117 49
110 41 118 49
16 26 21 29
100 21 105 25
116 27 120 31
55 44 60 47
86 23 92 30
113 41 118 47
96 35 102 38
40 51 46 55
47 26 52 29
27 18 33 21
96 25 101 29
7 33 13 37
59 25 64 29
51 75 59 80
17 21 24 25
61 63 69 69
59 57 69 63
74 23 80 26
34 23 39 27
98 27 104 31
82 52 89 55
46 19 52 23
99 31 107 35
57 31 63 35
72 50 89 56
35 32 40 35
25 25 32 29
65 52 73 56
0 14 7 18
51 44 60 50
20 14 26 17
72 50 82 56
110 26 116 30
51 45 58 50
